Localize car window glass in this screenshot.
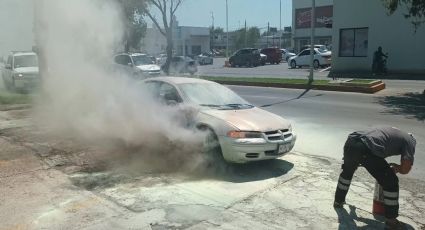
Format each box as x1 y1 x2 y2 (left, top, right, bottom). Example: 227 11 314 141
114 55 129 65
13 55 38 68
143 81 161 97
300 50 310 56
159 83 181 103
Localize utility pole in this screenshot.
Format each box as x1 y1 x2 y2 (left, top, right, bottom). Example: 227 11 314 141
244 20 247 47
267 22 270 47
226 0 229 59
309 0 315 83
211 11 214 51
279 0 282 48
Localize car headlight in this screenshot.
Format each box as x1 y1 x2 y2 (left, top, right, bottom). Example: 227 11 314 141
227 131 263 139
15 73 24 77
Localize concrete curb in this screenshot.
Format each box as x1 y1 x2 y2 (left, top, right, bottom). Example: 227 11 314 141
208 80 386 94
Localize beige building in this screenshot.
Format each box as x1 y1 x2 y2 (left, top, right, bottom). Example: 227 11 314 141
331 0 425 75
292 0 333 53
142 19 210 57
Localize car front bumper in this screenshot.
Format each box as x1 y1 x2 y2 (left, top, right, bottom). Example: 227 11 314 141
219 134 296 163
14 77 39 89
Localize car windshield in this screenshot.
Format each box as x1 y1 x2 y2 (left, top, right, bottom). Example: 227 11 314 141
14 55 38 68
179 83 253 109
132 55 154 65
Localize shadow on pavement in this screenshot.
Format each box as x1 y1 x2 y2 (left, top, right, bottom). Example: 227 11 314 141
378 92 425 121
213 159 294 183
335 205 414 230
260 87 324 108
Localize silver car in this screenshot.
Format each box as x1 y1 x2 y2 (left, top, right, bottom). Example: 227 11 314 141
1 51 39 90
142 77 296 163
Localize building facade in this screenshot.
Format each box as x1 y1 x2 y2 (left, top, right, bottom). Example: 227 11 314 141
331 0 425 75
142 19 210 57
292 0 333 53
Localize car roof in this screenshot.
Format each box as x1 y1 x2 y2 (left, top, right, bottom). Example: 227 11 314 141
115 52 147 57
145 77 214 85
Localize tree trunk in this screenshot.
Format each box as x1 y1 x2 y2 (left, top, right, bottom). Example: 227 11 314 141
163 32 173 75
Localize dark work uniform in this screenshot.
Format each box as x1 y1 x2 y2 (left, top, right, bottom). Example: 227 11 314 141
334 127 416 219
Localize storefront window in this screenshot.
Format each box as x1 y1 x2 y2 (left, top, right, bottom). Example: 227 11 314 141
339 28 368 57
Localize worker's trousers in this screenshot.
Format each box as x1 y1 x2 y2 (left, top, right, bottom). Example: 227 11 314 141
334 136 399 219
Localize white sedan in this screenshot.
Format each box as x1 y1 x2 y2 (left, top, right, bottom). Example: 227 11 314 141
288 48 332 69
141 77 296 163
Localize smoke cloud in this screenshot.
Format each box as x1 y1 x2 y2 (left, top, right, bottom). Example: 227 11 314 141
34 0 207 172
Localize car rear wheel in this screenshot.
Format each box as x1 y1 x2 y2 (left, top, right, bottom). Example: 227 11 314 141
290 60 297 69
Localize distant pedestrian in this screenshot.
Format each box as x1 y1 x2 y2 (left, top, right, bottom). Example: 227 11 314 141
372 46 388 75
333 126 416 230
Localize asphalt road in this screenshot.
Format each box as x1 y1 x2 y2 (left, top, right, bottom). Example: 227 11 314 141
230 85 425 180
197 57 329 79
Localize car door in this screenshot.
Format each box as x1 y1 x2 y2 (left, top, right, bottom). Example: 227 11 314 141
114 54 136 76
297 50 310 66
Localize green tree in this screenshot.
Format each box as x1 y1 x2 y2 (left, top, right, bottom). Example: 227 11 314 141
116 0 148 51
143 0 184 75
382 0 425 28
233 27 260 50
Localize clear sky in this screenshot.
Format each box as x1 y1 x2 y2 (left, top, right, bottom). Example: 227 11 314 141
148 0 293 32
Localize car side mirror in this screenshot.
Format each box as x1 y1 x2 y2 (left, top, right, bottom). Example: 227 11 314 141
5 64 12 69
127 62 133 67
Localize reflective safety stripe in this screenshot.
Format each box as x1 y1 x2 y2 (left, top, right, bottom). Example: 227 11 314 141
383 191 399 198
337 183 349 191
384 199 399 206
339 177 351 185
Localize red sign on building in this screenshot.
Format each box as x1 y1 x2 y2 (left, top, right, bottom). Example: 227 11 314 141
295 5 333 29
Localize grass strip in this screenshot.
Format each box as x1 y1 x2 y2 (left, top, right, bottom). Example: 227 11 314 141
0 90 32 105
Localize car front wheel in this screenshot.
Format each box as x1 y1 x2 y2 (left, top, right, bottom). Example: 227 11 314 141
290 60 297 69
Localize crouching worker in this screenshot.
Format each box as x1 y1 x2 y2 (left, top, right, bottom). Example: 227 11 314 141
333 126 416 230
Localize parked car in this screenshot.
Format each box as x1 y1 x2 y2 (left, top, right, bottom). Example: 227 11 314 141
229 48 261 67
196 52 214 65
288 48 332 69
260 47 282 64
1 51 39 90
163 56 198 75
281 48 296 62
114 53 161 78
259 53 267 66
141 77 296 163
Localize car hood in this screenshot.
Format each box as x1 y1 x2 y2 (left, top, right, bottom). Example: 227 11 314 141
136 64 160 71
201 107 291 132
14 66 39 74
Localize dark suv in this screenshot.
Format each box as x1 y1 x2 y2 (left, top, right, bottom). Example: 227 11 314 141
260 48 282 64
229 48 261 67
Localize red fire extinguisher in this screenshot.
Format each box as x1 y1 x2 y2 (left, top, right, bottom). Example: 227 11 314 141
373 181 385 216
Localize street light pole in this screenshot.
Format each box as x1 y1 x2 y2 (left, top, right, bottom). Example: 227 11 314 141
309 0 315 83
226 0 229 59
279 0 282 49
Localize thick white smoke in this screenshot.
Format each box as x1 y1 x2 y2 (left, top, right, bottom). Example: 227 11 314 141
34 0 206 171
